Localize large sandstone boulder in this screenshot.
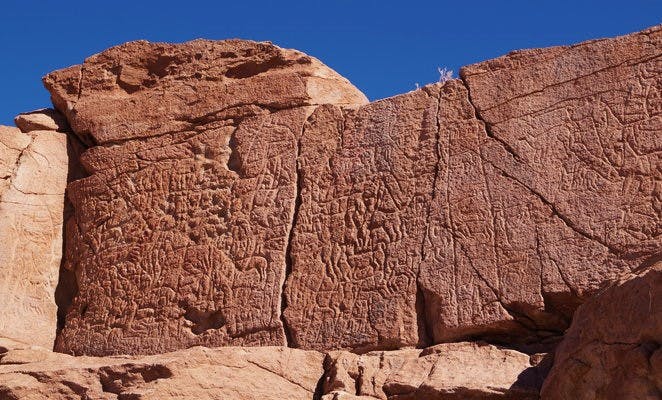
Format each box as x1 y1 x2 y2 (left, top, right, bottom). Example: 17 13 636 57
40 27 660 356
322 342 549 399
541 263 662 399
0 340 325 400
44 39 368 356
43 39 368 145
14 108 70 133
0 122 72 348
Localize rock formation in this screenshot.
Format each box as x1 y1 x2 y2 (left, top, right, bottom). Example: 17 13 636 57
0 112 76 348
43 40 368 355
0 338 547 399
541 262 661 399
419 24 661 345
285 85 440 351
0 338 324 400
322 341 550 399
0 24 659 399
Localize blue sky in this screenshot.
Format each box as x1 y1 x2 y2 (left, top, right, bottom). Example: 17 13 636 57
1 1 660 125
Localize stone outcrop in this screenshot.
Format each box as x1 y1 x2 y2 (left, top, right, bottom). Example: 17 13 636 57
43 40 368 356
14 108 70 133
0 119 73 348
41 25 661 357
322 342 549 399
0 24 659 399
417 25 662 345
0 338 325 400
0 338 547 400
541 262 661 399
288 25 661 352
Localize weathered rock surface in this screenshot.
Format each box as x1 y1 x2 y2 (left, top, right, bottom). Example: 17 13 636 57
0 24 656 399
0 338 548 400
44 39 368 356
461 24 660 258
541 262 662 400
284 86 440 351
43 39 368 145
322 341 549 399
417 24 662 346
287 60 659 353
14 108 70 133
417 79 644 345
38 27 661 356
0 125 71 348
0 339 325 400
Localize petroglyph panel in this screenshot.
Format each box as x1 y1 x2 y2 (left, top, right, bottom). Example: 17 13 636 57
462 24 661 257
284 89 440 351
419 72 654 344
41 29 660 356
56 109 307 355
45 39 367 356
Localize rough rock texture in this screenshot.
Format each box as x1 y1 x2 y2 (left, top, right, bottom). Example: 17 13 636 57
287 62 659 353
14 108 70 133
419 24 661 345
43 39 368 145
0 125 71 348
284 86 440 351
0 338 547 400
0 339 325 400
39 27 661 356
2 24 658 399
461 25 660 258
417 80 642 345
541 263 662 400
322 342 550 399
44 39 368 356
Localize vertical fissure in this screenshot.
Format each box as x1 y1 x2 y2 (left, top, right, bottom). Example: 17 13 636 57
416 85 444 347
53 131 88 350
280 108 316 347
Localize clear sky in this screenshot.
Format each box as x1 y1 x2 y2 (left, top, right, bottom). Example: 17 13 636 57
1 0 660 125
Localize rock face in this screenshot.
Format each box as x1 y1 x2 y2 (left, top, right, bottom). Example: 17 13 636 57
39 27 660 357
284 86 440 351
462 25 661 258
44 39 368 356
0 122 72 348
0 338 547 400
288 26 662 351
422 24 661 345
323 342 549 399
0 339 325 400
541 263 662 400
0 24 660 399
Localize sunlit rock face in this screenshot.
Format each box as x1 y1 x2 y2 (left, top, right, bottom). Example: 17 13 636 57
0 24 659 400
0 112 76 349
